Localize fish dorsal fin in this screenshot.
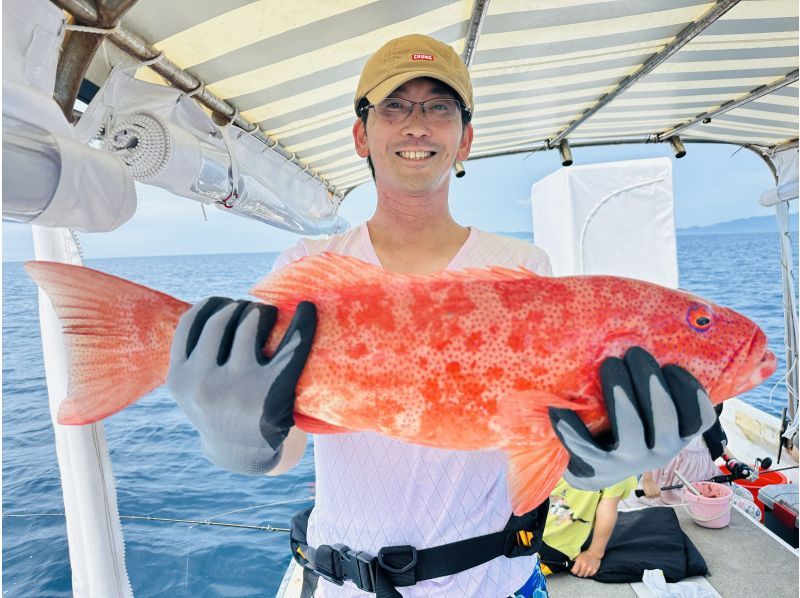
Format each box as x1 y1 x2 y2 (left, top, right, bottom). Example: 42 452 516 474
250 252 537 308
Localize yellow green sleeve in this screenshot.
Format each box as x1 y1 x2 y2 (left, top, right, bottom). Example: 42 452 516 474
599 476 638 500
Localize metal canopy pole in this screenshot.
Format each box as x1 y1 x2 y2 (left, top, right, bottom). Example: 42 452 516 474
462 0 490 68
455 0 490 177
548 0 740 147
658 70 799 141
467 136 773 162
53 0 137 118
50 0 340 197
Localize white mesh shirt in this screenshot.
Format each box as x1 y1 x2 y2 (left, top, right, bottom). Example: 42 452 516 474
272 224 552 597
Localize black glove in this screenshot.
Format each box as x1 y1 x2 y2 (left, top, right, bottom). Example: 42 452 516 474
167 297 316 474
549 347 717 490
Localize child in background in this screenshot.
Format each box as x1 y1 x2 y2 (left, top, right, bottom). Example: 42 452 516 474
539 476 638 578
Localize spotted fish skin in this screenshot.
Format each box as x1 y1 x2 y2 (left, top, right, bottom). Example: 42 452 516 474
254 255 774 447
25 254 776 514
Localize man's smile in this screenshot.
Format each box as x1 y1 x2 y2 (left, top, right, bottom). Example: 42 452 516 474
396 150 437 161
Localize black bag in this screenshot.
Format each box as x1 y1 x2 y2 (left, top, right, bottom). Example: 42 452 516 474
592 507 708 583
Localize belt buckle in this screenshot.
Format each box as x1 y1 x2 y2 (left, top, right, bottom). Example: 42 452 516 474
335 544 376 592
377 544 418 574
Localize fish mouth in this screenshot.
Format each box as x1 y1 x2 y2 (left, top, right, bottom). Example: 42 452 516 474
709 327 777 401
729 348 777 397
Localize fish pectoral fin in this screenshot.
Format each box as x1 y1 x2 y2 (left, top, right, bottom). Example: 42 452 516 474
294 412 354 434
505 442 570 516
498 390 574 515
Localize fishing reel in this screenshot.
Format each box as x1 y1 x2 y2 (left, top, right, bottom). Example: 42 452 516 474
725 457 772 482
725 458 754 481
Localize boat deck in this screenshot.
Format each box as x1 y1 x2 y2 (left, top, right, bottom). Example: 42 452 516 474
546 503 798 597
277 503 799 597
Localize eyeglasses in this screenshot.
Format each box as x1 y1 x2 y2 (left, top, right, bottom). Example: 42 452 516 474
363 97 463 124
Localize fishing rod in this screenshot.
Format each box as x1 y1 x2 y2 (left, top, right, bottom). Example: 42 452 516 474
634 458 798 497
634 474 732 497
762 465 800 474
540 557 572 570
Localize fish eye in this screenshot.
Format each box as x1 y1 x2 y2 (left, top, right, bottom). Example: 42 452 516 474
687 305 713 332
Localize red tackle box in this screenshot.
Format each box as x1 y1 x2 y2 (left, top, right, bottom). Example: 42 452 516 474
757 483 798 548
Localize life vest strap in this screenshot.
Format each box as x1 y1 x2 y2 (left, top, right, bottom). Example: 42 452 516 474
290 499 549 597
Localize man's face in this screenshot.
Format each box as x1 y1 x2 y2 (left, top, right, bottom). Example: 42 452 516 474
353 77 473 196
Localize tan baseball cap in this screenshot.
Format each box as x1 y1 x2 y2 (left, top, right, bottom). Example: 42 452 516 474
355 34 473 117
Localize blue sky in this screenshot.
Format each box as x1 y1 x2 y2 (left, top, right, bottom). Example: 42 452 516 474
2 141 781 262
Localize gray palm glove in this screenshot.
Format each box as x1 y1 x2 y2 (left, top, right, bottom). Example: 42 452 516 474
549 347 717 490
167 297 316 475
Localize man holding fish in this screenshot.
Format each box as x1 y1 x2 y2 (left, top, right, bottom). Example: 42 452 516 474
165 35 721 598
28 34 776 598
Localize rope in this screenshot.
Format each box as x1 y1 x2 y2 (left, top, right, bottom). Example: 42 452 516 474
186 82 204 98
3 495 315 534
4 512 289 533
124 515 290 532
138 51 165 68
69 229 85 261
64 23 121 36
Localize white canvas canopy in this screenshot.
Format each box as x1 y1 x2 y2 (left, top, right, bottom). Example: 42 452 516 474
82 0 799 196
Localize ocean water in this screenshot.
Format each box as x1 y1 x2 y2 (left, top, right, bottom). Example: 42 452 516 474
3 232 797 597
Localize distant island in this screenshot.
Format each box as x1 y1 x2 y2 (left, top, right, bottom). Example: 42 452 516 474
677 213 798 236
499 212 798 241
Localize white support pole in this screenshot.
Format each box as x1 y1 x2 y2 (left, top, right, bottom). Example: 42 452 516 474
761 148 800 445
775 201 799 427
32 225 133 597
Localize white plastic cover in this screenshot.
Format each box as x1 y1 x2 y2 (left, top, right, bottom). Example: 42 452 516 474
2 0 60 94
33 226 133 598
531 158 679 288
2 0 136 232
760 149 799 207
5 1 133 596
76 67 345 234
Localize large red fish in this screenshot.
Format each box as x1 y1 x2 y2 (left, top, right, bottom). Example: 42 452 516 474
25 254 776 514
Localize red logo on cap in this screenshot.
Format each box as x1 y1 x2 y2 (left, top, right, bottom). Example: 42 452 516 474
412 53 434 61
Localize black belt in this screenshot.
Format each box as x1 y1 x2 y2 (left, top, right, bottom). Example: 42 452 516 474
290 500 549 598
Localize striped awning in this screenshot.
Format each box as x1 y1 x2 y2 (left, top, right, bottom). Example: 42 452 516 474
100 0 798 195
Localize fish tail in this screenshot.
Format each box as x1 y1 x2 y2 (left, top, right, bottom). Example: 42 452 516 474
25 261 190 425
501 391 577 515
